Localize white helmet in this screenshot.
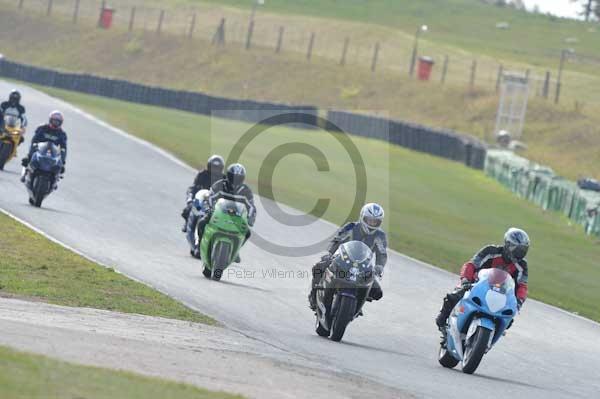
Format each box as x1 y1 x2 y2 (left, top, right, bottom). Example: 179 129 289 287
193 189 210 209
504 227 530 260
359 203 384 235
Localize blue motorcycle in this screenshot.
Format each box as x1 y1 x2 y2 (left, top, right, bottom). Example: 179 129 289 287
24 142 63 207
438 268 518 374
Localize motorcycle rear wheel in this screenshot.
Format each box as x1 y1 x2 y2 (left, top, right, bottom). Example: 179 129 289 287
0 142 13 170
438 343 459 368
315 315 329 337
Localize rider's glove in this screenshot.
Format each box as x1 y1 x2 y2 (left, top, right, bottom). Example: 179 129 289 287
60 166 65 174
374 264 384 279
460 278 473 290
21 157 29 167
321 253 332 262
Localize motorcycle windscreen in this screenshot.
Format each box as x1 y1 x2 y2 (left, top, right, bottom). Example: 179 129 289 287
215 198 248 218
477 268 515 295
332 241 375 285
33 143 62 172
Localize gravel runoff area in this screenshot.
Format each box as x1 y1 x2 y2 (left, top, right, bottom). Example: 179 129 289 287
0 298 408 399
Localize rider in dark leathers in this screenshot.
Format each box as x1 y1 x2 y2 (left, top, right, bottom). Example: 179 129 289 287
308 203 388 311
1 90 27 144
21 111 67 181
181 155 225 232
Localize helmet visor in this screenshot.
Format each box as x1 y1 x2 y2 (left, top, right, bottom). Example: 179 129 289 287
50 118 63 128
363 215 382 229
228 174 244 189
508 243 528 259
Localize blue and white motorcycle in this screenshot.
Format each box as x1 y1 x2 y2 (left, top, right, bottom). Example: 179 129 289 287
23 142 63 207
438 268 518 374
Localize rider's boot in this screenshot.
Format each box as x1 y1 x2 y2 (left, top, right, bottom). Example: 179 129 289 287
435 296 455 329
20 167 27 183
308 288 317 311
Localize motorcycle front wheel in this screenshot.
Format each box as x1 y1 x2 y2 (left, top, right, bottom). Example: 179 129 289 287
210 241 231 281
32 175 52 207
330 295 356 342
462 326 492 374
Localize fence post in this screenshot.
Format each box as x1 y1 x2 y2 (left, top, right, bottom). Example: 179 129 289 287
371 42 380 72
188 13 196 39
340 37 349 66
46 0 53 16
18 0 24 10
495 64 503 93
307 32 315 61
441 55 448 84
245 20 255 49
275 26 284 53
212 18 226 46
72 0 80 24
470 60 477 89
542 71 550 99
128 7 136 33
525 69 531 82
157 10 165 36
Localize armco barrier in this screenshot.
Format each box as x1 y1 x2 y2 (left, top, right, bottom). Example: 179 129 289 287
326 110 486 168
0 58 487 168
0 59 319 128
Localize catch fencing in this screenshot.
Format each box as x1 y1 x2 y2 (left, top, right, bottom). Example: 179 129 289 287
485 150 600 238
0 57 486 169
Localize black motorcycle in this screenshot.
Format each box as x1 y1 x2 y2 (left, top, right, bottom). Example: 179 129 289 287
24 142 63 207
314 241 376 342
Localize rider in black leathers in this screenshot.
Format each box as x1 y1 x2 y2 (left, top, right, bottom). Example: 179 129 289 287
181 155 225 232
1 90 27 144
308 203 388 311
21 111 67 182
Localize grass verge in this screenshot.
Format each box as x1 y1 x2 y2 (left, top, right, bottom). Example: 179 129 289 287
0 212 215 325
0 9 597 180
0 345 241 399
34 85 600 322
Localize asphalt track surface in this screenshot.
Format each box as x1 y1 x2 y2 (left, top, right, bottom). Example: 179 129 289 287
0 81 599 399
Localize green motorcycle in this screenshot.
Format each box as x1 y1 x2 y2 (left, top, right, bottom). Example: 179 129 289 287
199 198 250 281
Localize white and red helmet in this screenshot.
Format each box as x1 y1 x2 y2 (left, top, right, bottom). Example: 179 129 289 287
48 110 64 129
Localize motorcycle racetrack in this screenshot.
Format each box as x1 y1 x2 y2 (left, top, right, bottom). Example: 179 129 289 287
0 81 599 399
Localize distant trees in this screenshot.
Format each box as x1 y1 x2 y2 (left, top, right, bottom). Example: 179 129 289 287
570 0 600 21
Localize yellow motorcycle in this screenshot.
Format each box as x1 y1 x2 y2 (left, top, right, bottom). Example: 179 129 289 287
0 115 24 170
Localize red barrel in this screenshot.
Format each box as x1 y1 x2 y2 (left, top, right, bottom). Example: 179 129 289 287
417 56 435 81
99 8 115 29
